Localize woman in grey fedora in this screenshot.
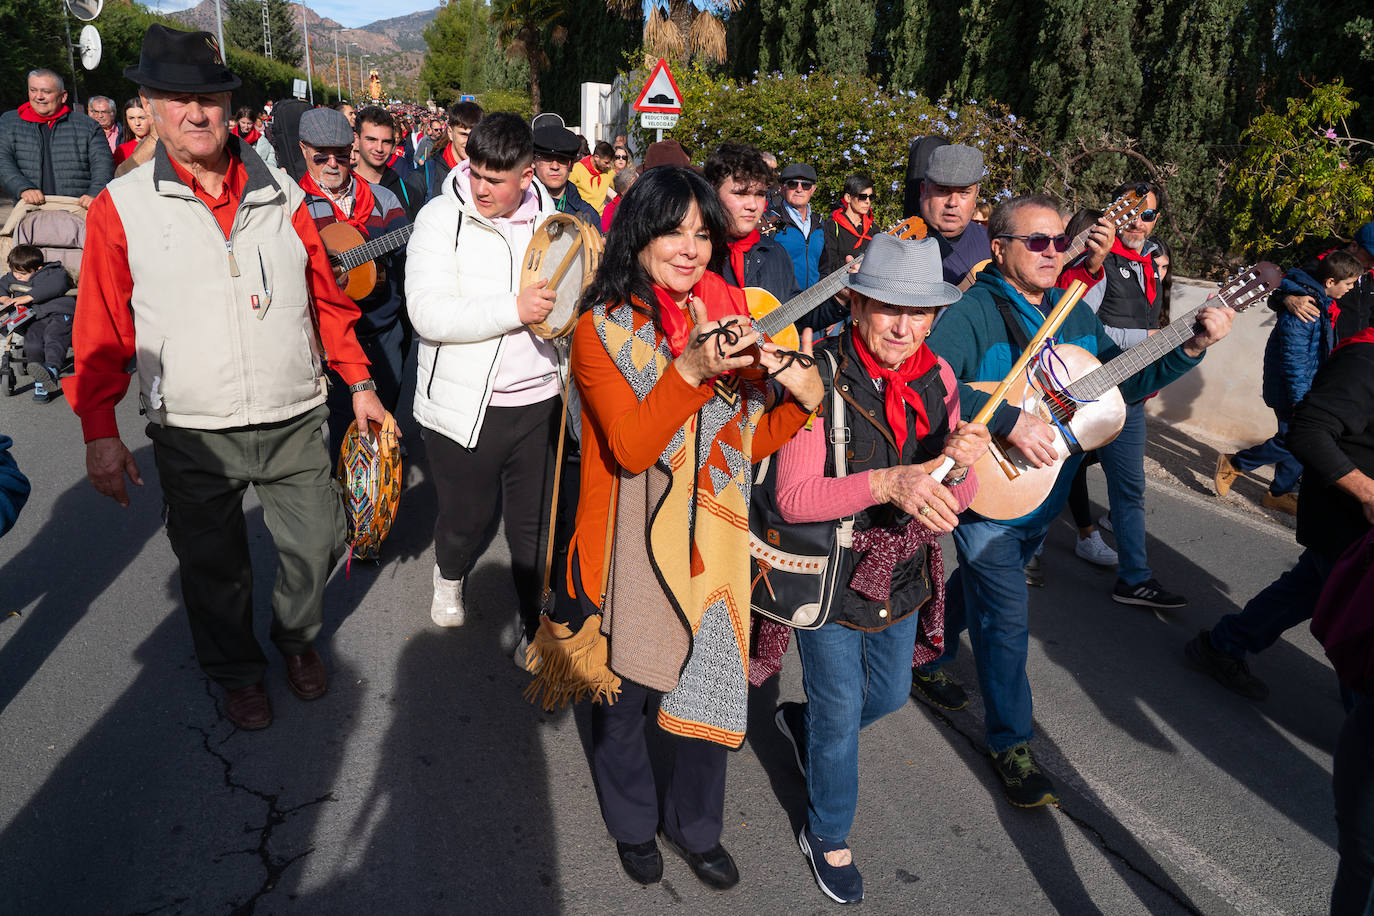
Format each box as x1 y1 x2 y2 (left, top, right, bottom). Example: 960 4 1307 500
765 233 990 903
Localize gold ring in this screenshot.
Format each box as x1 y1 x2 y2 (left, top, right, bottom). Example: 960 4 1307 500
919 506 932 517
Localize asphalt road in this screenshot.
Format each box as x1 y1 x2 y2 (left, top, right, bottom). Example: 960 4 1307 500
0 382 1344 915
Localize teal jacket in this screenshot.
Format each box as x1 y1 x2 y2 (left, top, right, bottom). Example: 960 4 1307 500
928 266 1203 527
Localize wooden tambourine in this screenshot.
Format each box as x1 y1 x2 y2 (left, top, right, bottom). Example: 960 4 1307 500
522 214 603 339
335 419 402 560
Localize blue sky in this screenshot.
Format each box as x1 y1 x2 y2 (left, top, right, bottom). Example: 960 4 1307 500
148 0 429 30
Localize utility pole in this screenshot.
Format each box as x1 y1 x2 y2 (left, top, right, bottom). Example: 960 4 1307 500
343 42 350 102
212 0 226 69
261 0 272 58
333 32 340 102
299 0 314 104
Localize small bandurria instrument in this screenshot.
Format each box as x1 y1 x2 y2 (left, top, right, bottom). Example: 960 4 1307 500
320 221 414 301
336 419 402 561
941 262 1283 519
743 216 929 351
522 214 604 339
955 184 1154 292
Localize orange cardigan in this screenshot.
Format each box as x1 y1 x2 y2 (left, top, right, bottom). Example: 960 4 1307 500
567 303 810 606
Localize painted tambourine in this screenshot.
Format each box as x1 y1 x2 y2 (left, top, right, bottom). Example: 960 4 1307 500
335 419 401 560
522 213 604 339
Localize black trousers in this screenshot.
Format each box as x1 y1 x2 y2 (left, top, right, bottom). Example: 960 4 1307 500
325 318 411 455
592 680 729 852
23 313 73 370
425 398 557 637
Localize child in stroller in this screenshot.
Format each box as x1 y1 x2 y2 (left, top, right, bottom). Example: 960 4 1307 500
1 244 77 403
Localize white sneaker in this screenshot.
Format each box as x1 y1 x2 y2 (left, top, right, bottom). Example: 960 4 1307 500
430 565 465 627
1075 530 1119 567
1097 514 1113 533
511 632 530 671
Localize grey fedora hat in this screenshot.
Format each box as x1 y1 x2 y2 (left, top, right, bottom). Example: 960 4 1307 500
924 144 985 186
845 234 962 308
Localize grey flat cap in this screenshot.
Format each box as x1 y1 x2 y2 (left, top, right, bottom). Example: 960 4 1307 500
924 144 985 187
778 162 817 182
845 234 962 309
298 107 354 147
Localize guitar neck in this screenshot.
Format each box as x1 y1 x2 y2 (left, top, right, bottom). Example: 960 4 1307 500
757 255 864 337
1066 307 1203 401
332 224 414 272
1060 226 1095 266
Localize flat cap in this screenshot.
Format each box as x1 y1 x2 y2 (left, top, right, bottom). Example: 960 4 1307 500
924 144 985 187
298 107 354 148
532 124 580 159
778 162 817 182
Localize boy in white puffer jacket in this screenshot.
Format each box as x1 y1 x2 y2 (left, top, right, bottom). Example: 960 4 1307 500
405 113 560 654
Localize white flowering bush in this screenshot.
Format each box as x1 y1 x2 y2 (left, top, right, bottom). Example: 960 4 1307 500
627 64 1051 227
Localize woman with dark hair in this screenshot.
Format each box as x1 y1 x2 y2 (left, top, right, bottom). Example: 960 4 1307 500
557 165 822 890
112 97 152 166
1152 236 1174 326
823 173 877 269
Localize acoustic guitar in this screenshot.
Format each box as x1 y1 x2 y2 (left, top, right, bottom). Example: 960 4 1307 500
743 216 928 351
320 221 414 301
955 185 1154 292
965 261 1283 520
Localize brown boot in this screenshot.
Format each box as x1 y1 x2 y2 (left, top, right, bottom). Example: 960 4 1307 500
284 648 328 700
1262 491 1298 515
1213 453 1241 497
224 682 272 730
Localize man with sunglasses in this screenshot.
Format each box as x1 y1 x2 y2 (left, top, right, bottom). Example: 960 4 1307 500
1059 181 1184 608
531 124 599 229
920 194 1233 806
297 107 413 453
769 162 832 294
918 144 992 286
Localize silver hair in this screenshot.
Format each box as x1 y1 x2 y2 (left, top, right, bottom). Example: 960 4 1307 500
27 69 65 92
88 95 115 113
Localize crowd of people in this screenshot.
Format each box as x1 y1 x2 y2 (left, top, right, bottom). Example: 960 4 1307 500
1 22 1373 911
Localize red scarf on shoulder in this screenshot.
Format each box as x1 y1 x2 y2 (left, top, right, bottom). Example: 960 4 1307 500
832 207 873 248
1110 238 1157 304
18 102 69 127
579 154 604 184
300 172 376 233
1334 327 1374 353
652 273 749 358
850 326 937 451
726 230 760 287
442 143 458 169
232 125 262 145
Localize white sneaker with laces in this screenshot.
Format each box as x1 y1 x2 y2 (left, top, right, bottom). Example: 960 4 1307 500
430 565 465 627
1075 530 1118 567
1097 514 1113 533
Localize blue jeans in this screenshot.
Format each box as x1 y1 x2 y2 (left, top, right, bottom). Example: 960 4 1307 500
1210 548 1333 659
924 516 1049 753
1096 400 1150 585
796 609 923 841
1234 418 1303 496
1333 695 1374 915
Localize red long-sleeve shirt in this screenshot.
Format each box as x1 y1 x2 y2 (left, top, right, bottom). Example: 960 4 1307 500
69 154 370 442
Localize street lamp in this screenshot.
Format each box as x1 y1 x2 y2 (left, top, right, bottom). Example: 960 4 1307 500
298 0 314 104
343 41 351 102
360 54 370 101
333 32 340 103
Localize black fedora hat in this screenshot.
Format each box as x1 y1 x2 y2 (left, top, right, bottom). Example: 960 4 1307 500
125 24 241 94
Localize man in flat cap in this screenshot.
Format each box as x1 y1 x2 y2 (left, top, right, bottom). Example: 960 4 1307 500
768 162 831 294
531 123 599 228
919 144 992 287
69 24 395 731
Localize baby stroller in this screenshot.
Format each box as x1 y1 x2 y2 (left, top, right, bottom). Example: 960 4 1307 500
0 196 86 397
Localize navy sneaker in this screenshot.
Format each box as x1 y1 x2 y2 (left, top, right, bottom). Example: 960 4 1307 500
911 667 969 711
1113 577 1187 609
774 702 807 777
799 825 863 904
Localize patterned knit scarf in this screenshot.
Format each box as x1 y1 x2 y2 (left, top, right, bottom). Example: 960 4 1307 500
592 282 766 749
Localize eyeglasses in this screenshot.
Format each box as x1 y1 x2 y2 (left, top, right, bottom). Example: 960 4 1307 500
1135 209 1159 223
614 154 628 161
784 179 815 190
310 151 350 165
852 192 874 201
997 233 1071 253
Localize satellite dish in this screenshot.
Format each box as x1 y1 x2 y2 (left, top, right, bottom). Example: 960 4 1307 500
79 24 102 71
65 0 103 21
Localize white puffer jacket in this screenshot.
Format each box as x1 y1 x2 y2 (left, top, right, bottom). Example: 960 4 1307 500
406 164 558 446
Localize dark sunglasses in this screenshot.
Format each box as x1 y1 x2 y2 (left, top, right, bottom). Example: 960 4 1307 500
613 153 629 160
784 179 815 190
1135 208 1159 223
852 192 874 201
310 151 349 165
998 233 1071 253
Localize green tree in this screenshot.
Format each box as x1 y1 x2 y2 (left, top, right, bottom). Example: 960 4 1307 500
542 0 639 118
420 0 488 105
0 0 65 112
226 0 303 68
495 0 568 114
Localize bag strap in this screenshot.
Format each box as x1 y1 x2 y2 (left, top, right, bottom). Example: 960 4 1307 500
993 294 1032 351
821 349 856 548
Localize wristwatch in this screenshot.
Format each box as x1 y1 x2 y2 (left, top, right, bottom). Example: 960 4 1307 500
347 378 378 394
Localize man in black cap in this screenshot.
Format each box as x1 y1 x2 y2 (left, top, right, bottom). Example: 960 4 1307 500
768 162 831 296
69 24 395 731
919 144 992 287
531 123 598 228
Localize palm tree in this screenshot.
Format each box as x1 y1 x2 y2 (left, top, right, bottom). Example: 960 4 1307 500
495 0 568 114
610 0 740 63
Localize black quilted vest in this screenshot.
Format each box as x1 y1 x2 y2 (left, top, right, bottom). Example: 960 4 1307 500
1096 250 1160 330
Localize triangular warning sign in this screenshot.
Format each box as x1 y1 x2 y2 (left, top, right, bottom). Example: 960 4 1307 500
632 59 683 114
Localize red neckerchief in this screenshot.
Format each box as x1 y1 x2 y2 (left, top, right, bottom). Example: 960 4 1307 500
726 230 760 287
1334 328 1374 353
1110 238 1157 304
832 207 873 248
850 326 937 452
233 125 262 145
579 154 604 185
18 102 69 127
652 274 748 358
442 144 458 169
301 172 376 233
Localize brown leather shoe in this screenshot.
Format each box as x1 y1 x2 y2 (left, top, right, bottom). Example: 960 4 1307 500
224 682 272 730
284 648 328 700
1214 453 1241 497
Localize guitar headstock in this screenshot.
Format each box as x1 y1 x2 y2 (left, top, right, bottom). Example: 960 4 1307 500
1215 261 1283 313
1104 185 1148 230
886 216 928 241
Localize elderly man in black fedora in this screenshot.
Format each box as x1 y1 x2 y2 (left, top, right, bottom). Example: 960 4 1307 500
531 123 599 228
69 24 394 731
